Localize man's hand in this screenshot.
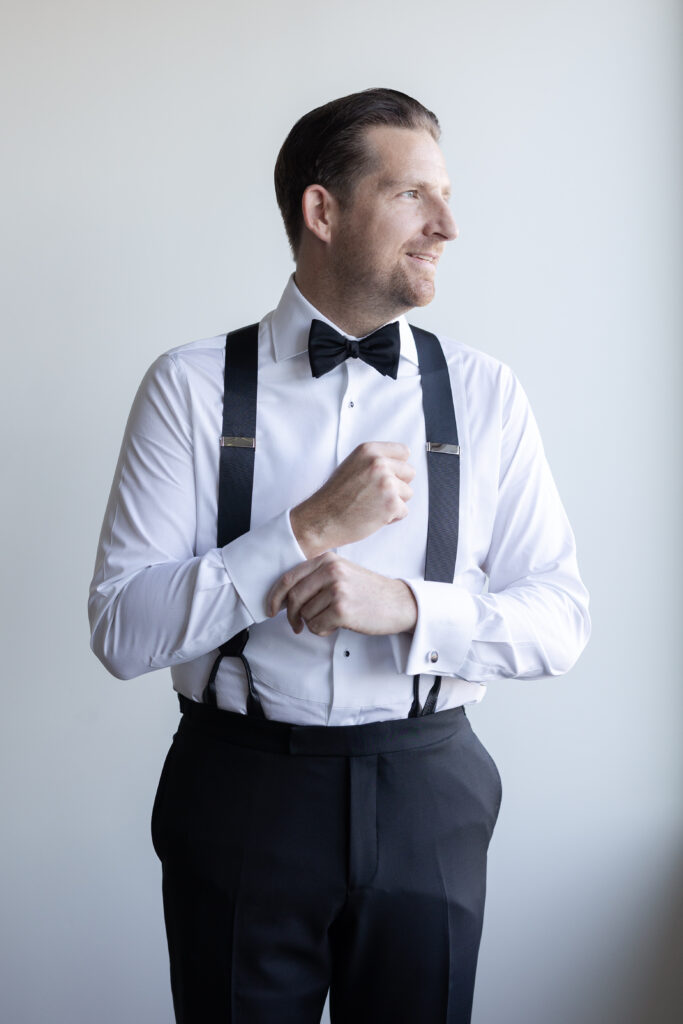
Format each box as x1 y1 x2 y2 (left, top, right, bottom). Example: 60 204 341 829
267 552 418 637
290 442 415 558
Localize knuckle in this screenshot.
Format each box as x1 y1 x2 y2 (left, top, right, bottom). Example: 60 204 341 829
324 563 337 583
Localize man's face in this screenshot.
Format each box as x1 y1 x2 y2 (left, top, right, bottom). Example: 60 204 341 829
328 125 458 325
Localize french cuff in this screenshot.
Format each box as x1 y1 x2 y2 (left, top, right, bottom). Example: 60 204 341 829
401 580 477 677
220 509 306 624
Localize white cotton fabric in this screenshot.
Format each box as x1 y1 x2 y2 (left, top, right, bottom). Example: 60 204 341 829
89 276 590 725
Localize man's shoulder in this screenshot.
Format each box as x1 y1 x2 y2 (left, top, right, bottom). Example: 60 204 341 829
154 333 236 391
161 314 272 375
422 328 516 393
164 333 229 364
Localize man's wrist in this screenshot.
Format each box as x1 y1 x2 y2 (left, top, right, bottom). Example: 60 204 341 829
290 503 328 559
394 579 418 634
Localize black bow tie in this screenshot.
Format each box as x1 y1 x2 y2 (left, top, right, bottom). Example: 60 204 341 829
307 319 401 379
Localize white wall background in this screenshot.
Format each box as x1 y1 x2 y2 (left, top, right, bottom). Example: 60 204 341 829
2 1 681 1021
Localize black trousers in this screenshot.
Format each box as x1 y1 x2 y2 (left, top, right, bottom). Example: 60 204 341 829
152 697 502 1023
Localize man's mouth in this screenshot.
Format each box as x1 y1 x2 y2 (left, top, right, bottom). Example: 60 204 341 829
407 252 439 265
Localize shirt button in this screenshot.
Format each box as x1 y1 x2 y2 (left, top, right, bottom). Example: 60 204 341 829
348 401 355 408
428 650 439 664
343 650 350 657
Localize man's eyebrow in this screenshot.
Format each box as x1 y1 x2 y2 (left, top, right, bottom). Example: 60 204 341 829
377 177 417 191
378 177 451 196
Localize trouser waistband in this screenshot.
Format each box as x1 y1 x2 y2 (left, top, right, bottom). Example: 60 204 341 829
177 693 466 757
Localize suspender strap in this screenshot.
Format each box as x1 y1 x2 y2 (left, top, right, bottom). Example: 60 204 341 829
217 323 259 547
204 627 263 716
203 322 461 722
202 323 264 717
412 326 460 582
408 326 461 718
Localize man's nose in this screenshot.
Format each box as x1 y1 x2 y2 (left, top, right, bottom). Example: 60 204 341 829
427 199 459 242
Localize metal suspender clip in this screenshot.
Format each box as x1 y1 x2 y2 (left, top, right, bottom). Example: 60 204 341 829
220 436 256 448
426 442 460 455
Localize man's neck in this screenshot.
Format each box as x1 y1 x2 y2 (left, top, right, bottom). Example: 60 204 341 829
293 271 408 339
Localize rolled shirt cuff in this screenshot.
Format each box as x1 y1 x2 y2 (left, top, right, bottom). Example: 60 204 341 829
220 509 306 623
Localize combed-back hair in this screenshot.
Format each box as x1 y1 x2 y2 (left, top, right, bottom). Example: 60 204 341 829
274 87 441 256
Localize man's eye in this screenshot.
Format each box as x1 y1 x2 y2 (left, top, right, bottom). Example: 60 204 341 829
402 190 419 198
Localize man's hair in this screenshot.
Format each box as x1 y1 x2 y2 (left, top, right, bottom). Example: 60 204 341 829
274 87 441 257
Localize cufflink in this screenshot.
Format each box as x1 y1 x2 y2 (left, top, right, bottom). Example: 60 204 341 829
428 650 439 664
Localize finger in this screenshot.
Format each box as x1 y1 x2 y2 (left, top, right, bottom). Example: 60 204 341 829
287 554 348 631
387 459 416 483
305 599 348 637
387 504 409 524
267 557 324 617
382 488 411 523
372 441 410 460
292 585 336 634
285 568 332 632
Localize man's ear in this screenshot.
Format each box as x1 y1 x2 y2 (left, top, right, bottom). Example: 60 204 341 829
301 184 339 245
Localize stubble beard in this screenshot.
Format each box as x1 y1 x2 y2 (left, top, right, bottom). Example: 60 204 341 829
331 243 436 332
389 260 436 310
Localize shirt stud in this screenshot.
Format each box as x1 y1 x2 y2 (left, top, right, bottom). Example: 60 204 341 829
428 650 439 664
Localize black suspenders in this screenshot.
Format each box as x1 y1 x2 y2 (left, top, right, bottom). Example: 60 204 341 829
202 323 460 719
408 326 460 717
202 324 265 716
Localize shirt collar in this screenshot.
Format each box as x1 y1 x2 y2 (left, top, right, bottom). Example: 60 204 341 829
270 275 419 367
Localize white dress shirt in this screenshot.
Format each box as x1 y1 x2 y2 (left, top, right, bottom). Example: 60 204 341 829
89 276 590 725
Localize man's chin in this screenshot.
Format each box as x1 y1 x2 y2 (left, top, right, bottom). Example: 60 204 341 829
403 280 436 309
386 269 436 312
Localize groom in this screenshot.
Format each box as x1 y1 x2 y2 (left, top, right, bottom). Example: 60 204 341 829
89 87 590 1022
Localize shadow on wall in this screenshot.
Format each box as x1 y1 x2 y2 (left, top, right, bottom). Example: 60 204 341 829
624 853 683 1024
321 855 683 1024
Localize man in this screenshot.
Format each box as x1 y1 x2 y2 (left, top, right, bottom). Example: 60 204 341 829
89 88 590 1023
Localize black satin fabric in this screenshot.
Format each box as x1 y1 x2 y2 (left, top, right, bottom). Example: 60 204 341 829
307 318 401 379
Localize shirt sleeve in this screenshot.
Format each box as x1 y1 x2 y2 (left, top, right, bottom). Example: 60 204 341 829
402 367 591 681
88 353 305 680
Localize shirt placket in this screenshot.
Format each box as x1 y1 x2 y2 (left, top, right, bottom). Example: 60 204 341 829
329 358 365 724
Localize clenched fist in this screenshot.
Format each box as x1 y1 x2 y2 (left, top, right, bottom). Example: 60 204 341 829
290 441 415 557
